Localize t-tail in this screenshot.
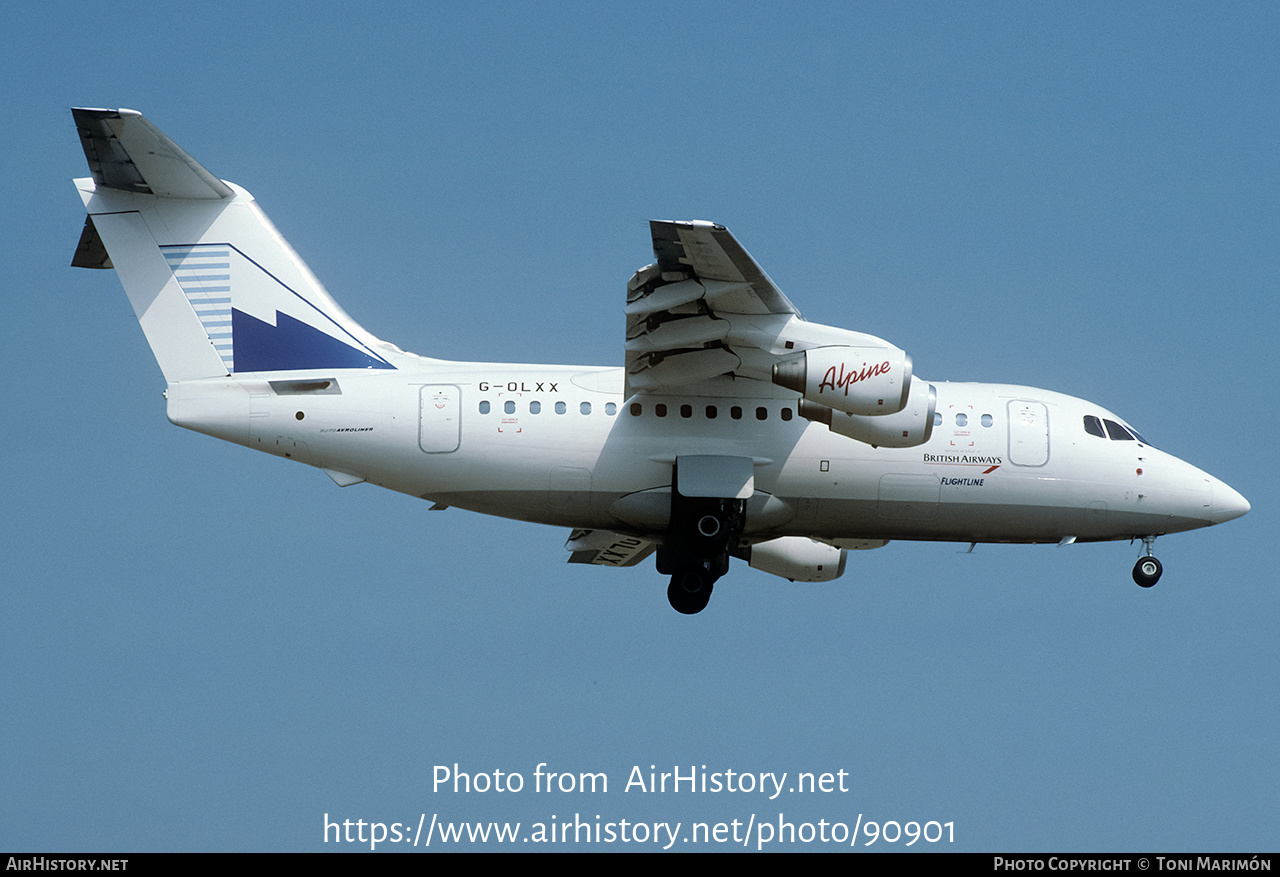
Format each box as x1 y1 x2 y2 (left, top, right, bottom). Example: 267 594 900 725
71 108 403 384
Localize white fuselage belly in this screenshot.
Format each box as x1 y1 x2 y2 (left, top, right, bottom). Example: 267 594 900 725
172 360 1224 545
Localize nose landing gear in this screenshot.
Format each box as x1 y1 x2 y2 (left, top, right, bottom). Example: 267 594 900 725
1132 536 1163 587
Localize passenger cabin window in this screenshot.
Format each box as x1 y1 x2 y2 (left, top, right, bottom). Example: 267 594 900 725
504 400 515 414
706 405 718 419
530 401 541 414
479 400 490 414
580 401 592 415
981 414 993 427
630 402 642 416
605 402 616 416
655 403 668 417
555 401 566 414
731 406 743 420
680 404 692 418
955 413 968 427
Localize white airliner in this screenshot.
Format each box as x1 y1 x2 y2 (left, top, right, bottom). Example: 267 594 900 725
71 108 1249 614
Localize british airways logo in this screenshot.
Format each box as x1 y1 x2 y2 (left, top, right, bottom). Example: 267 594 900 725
923 454 1003 464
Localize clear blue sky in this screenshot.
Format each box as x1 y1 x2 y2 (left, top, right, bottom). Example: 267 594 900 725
3 1 1275 852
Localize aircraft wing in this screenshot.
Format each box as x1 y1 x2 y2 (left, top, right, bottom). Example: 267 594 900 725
648 220 798 316
625 221 805 395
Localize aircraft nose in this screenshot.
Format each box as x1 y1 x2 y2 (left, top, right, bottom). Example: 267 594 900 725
1211 479 1250 524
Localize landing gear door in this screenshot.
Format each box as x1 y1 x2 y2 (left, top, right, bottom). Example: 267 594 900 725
675 455 755 499
419 384 460 453
1007 400 1049 467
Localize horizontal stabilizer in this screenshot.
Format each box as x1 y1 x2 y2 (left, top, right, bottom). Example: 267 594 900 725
71 217 111 269
566 529 656 567
73 108 233 199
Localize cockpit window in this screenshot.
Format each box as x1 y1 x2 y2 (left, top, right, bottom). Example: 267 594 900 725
1104 419 1135 441
1085 413 1153 445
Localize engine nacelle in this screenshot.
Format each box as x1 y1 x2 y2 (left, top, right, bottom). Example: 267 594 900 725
745 537 847 582
799 376 937 448
772 345 912 416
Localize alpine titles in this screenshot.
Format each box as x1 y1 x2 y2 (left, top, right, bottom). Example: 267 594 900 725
818 360 891 396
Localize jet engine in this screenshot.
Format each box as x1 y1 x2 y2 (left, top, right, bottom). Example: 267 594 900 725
772 346 912 416
743 537 847 582
799 375 937 448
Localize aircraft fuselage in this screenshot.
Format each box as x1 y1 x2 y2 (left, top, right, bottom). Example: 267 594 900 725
168 360 1244 546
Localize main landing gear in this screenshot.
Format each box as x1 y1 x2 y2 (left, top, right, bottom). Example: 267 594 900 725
1132 535 1163 588
666 565 717 615
658 494 744 615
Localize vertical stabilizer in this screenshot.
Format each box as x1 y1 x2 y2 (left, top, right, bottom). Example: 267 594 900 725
71 108 398 383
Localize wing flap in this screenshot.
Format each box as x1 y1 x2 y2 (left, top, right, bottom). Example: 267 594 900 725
627 347 741 390
625 314 728 352
625 278 752 316
623 221 801 395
